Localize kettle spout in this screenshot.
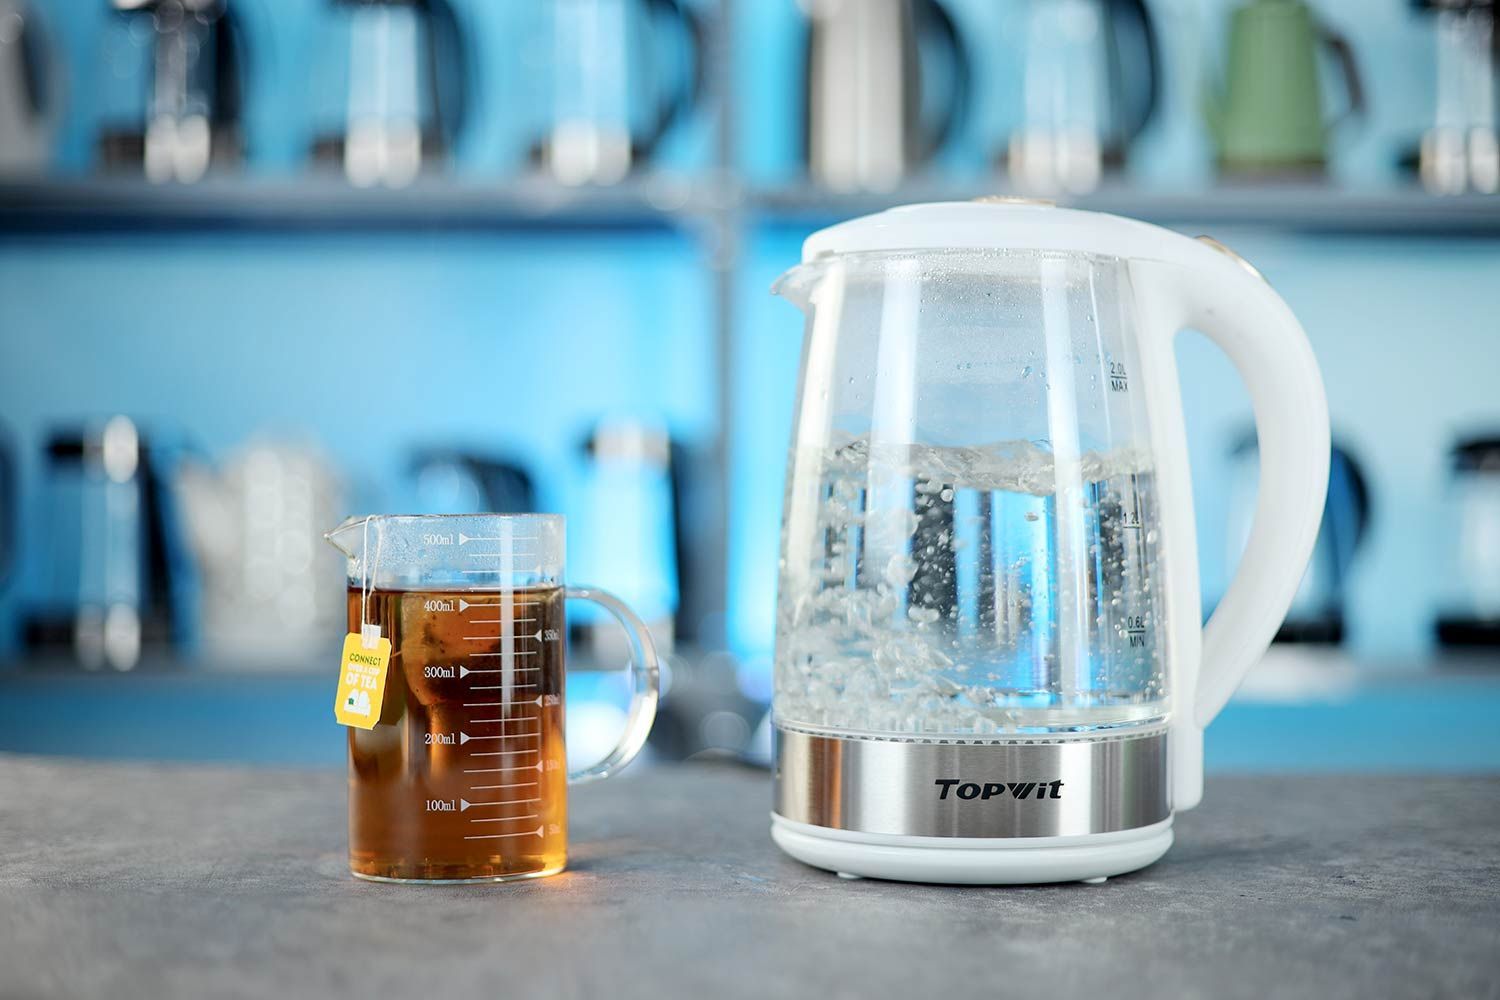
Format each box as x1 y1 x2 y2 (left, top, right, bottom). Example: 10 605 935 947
324 516 371 560
771 260 824 313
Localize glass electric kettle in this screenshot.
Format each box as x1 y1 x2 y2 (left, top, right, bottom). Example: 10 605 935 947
769 200 1329 884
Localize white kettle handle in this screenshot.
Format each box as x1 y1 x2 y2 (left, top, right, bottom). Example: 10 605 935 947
1134 238 1330 726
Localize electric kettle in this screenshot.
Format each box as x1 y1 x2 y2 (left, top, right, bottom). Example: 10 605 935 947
802 0 970 192
308 0 469 188
1435 435 1500 647
1007 0 1159 193
769 200 1329 884
96 0 244 183
1205 0 1365 176
531 0 703 187
0 0 63 176
1227 435 1369 645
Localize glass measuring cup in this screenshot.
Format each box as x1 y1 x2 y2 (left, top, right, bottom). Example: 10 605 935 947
325 514 659 883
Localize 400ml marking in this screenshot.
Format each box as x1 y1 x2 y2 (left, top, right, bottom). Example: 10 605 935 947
934 779 1064 801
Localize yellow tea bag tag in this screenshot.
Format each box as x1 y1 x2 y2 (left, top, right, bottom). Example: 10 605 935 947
335 630 391 730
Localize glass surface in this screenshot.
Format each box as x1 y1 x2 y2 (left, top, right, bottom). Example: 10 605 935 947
774 250 1167 737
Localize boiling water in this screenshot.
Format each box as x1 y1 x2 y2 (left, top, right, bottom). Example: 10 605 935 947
775 437 1167 736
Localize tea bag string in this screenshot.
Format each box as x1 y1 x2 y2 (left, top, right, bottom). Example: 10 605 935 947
359 517 385 647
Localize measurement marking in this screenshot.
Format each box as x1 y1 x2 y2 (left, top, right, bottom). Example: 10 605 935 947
460 565 540 575
466 618 538 625
459 797 542 812
466 717 540 725
458 534 534 545
469 750 540 757
464 635 537 642
458 599 538 611
470 684 540 692
464 828 544 840
460 731 536 743
462 766 540 774
469 782 538 791
469 816 541 824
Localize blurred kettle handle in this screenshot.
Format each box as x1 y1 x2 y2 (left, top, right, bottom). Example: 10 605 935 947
635 0 706 161
1319 24 1365 136
1108 0 1161 146
0 433 13 588
915 0 971 164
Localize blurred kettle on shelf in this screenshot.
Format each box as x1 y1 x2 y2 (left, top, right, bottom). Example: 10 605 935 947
801 0 971 192
309 0 470 188
0 423 15 592
0 0 63 176
22 418 193 670
1205 0 1364 177
1435 436 1500 648
531 0 703 187
175 442 345 669
407 448 535 514
96 0 245 183
1415 0 1497 195
1007 0 1159 194
1227 434 1370 645
575 419 680 655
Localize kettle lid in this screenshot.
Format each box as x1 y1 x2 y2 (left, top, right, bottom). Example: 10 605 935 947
799 199 1183 264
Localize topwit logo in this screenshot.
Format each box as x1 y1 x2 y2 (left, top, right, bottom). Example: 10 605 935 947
934 779 1063 801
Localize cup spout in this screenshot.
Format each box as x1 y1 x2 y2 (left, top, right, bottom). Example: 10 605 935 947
324 515 371 560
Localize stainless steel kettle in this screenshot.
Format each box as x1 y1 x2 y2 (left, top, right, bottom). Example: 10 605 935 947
0 0 62 176
531 0 703 186
96 0 244 183
1007 0 1160 193
802 0 971 191
308 0 471 188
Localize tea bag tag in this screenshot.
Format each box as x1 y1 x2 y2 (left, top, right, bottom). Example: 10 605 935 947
335 631 391 730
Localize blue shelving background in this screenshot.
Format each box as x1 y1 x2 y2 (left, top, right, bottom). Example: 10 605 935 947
2 0 1499 745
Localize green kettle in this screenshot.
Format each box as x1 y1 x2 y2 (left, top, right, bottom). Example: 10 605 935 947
1206 0 1365 174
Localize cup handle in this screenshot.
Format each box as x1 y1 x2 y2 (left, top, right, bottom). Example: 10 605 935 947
564 586 661 785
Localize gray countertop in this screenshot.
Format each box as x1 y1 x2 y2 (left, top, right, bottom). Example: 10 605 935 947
2 754 1497 1000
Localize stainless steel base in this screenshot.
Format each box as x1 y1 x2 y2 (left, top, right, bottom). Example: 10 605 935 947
773 724 1170 839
